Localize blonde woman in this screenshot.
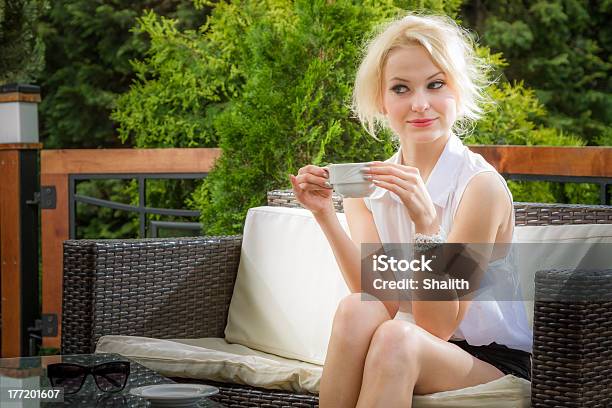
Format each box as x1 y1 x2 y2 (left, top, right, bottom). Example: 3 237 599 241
289 13 532 408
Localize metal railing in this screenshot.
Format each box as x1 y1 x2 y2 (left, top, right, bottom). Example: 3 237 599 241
502 174 610 205
69 174 205 239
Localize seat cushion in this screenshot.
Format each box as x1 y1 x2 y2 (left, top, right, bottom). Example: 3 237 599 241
95 335 322 393
95 335 530 407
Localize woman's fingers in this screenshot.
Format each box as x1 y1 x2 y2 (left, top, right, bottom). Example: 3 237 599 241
369 174 414 193
368 162 419 175
365 165 418 182
370 178 401 195
364 167 420 189
298 165 329 179
295 172 332 190
290 174 302 193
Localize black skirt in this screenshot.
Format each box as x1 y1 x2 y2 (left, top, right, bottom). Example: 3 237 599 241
448 339 531 381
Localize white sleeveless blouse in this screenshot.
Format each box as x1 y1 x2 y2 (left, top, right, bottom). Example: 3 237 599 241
363 134 533 352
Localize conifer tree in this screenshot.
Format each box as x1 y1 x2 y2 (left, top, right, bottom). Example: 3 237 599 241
0 0 47 84
461 0 611 145
38 0 211 148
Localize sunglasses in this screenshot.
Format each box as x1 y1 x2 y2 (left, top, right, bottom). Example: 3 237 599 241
47 362 130 394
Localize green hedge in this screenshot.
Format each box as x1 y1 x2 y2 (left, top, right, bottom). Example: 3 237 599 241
114 0 592 236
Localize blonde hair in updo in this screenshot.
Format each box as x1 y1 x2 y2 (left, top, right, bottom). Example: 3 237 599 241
352 13 493 138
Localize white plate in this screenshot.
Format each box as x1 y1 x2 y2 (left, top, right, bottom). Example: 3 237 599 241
130 384 219 407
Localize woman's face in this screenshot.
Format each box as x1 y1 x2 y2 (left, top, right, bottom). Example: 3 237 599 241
381 45 458 143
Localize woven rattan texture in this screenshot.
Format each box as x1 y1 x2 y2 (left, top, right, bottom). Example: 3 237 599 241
180 378 318 408
63 241 97 354
532 269 612 408
267 189 612 225
62 236 241 355
267 190 344 213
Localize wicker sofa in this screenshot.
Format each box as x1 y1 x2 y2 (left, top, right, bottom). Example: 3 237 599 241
61 189 612 408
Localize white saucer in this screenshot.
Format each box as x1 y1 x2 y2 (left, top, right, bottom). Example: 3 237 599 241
130 384 219 407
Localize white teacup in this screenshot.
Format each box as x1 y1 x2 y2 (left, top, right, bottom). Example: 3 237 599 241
327 162 375 198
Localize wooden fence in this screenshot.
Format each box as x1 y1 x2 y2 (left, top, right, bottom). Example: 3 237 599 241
2 145 611 354
40 148 221 351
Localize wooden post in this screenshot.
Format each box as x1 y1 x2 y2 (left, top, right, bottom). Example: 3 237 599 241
0 84 42 358
0 145 42 358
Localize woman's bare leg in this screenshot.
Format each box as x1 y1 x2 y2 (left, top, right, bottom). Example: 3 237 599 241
355 320 505 408
319 293 393 408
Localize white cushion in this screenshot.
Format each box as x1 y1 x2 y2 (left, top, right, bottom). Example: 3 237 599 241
95 336 321 393
515 223 612 243
514 223 612 328
224 206 350 365
226 206 612 364
412 375 529 407
96 335 530 407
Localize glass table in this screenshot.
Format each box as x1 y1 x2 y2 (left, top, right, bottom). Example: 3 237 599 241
0 353 226 407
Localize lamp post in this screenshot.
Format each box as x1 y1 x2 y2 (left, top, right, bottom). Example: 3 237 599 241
0 84 42 357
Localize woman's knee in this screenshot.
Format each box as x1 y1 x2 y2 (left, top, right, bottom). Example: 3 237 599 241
333 293 389 334
367 320 421 373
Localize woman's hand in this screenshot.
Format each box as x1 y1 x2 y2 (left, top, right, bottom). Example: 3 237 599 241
289 165 334 216
363 162 439 234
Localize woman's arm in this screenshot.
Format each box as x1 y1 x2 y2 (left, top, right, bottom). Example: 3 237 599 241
313 208 362 293
319 198 398 318
290 166 398 317
412 171 512 340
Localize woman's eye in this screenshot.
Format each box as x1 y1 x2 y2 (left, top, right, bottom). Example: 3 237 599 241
428 80 445 89
391 85 408 94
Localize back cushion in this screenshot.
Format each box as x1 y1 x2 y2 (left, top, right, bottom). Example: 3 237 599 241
515 224 612 329
515 223 612 243
225 206 612 364
225 206 350 365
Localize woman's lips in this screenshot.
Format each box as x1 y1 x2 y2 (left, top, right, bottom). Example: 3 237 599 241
408 118 437 128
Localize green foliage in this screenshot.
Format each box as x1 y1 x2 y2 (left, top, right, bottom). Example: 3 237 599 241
476 43 604 205
36 1 214 241
167 0 407 234
562 183 600 205
505 180 600 205
506 181 556 204
464 52 593 204
114 0 603 235
112 9 230 148
38 0 211 148
38 347 60 356
110 1 266 236
0 0 48 84
75 179 139 239
466 81 584 146
461 0 612 146
75 178 201 239
143 178 202 237
198 0 594 233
